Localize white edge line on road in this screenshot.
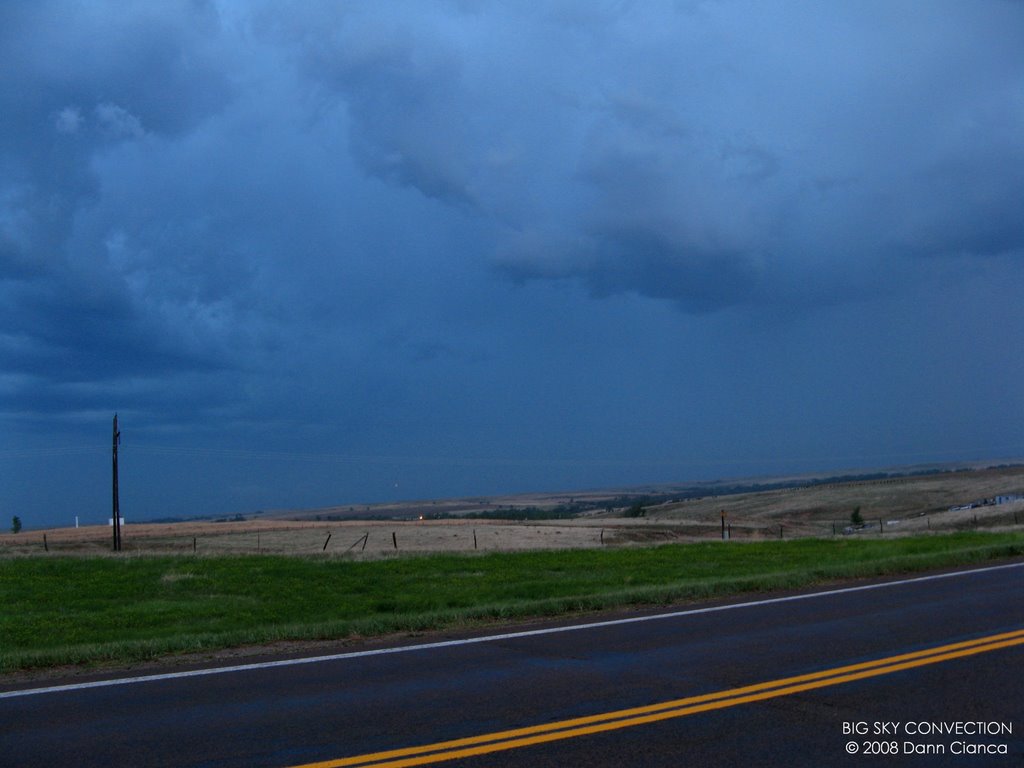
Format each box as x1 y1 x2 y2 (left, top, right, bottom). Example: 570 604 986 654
3 560 1021 700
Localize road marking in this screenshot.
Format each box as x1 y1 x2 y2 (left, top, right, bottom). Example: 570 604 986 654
2 560 1021 699
289 628 1024 768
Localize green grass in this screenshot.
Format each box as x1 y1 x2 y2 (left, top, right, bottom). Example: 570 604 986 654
2 531 1023 673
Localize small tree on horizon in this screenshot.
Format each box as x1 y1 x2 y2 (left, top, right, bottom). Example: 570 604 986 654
11 515 22 534
625 502 646 518
850 507 864 526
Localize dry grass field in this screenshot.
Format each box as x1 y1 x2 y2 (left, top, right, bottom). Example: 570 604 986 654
642 464 1024 538
3 465 1023 557
0 519 614 557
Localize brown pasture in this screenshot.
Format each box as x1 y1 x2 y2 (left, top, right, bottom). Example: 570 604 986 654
0 519 620 557
2 465 1023 556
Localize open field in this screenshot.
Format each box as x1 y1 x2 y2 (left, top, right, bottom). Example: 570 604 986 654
263 463 1024 519
3 465 1023 556
3 465 1024 674
644 464 1024 533
2 532 1024 674
0 519 614 557
4 504 1022 557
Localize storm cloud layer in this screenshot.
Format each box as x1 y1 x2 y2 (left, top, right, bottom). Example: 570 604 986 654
2 2 1023 526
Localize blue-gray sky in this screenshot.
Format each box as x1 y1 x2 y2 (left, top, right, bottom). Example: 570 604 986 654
3 1 1024 528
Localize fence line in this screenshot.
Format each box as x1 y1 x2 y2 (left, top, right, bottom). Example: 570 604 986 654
3 511 1022 556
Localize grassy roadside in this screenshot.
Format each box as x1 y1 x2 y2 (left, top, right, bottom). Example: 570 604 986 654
2 531 1023 674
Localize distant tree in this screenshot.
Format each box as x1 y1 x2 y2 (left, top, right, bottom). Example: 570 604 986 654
11 516 22 534
625 503 646 518
850 507 864 526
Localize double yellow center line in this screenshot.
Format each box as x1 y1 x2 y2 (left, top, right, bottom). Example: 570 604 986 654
290 628 1024 768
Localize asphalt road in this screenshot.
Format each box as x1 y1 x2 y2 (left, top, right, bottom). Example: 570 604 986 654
3 562 1023 767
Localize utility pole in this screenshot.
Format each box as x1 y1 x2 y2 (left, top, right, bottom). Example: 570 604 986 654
112 413 122 552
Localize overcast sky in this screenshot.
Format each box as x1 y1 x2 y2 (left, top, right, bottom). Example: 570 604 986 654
3 1 1023 528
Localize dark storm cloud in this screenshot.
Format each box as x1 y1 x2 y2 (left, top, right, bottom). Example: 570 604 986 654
0 2 244 424
489 1 1024 309
2 1 1024 525
274 1 1024 313
320 36 478 206
3 1 1022 396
